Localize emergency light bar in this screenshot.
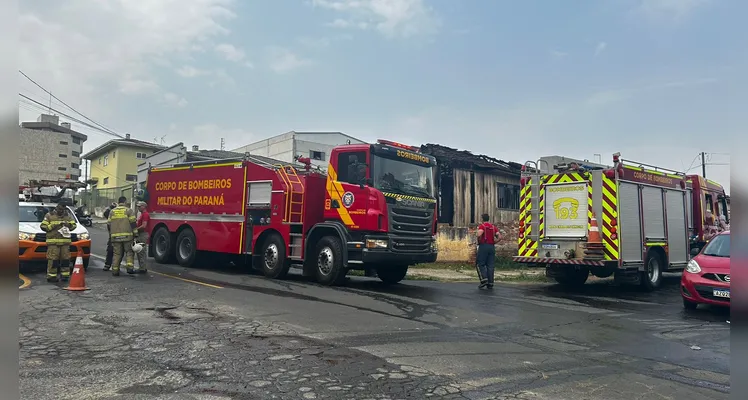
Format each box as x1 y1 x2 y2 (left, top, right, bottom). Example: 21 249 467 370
376 139 419 152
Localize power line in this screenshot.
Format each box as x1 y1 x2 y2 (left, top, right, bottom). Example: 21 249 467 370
19 70 122 137
19 94 124 138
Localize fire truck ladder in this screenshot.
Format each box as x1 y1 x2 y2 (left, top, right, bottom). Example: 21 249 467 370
275 165 305 224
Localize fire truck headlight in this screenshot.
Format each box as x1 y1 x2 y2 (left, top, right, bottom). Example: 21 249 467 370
260 218 267 224
366 239 388 249
431 236 438 251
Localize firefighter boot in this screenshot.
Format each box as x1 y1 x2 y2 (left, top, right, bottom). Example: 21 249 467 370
60 261 71 282
46 260 59 283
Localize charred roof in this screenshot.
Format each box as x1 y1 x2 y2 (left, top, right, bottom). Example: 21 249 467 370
420 143 522 176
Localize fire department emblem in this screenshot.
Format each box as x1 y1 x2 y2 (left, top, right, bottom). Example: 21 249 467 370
342 192 354 208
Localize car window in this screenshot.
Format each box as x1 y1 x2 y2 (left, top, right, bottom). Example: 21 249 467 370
702 234 730 257
19 206 50 222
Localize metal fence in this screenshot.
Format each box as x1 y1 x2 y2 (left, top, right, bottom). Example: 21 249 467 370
79 184 137 217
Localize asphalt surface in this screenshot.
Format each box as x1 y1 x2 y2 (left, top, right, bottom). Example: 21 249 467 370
18 226 731 399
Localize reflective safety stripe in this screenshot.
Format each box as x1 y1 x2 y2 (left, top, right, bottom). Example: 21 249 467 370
112 232 133 237
46 239 72 244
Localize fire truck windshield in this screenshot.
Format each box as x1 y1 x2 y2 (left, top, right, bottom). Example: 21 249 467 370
371 155 435 198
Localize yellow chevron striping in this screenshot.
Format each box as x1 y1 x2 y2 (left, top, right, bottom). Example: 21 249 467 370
587 183 593 230
601 176 619 260
326 164 355 226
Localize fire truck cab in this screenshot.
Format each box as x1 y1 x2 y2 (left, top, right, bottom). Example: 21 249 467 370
144 139 439 286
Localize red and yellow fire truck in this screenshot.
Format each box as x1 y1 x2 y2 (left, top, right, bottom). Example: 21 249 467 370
513 153 728 290
144 139 438 285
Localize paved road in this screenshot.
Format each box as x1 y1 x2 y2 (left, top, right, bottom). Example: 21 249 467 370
18 226 730 399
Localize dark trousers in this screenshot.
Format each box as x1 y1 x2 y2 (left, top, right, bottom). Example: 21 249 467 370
476 244 496 284
105 239 113 267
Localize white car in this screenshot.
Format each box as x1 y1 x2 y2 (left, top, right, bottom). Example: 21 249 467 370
18 202 92 269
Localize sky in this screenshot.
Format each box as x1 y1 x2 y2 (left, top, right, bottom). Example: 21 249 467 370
18 0 742 194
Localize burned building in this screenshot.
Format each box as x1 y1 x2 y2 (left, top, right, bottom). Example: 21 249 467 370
420 144 523 227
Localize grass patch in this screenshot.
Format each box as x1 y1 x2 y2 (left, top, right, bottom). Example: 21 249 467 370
497 272 551 283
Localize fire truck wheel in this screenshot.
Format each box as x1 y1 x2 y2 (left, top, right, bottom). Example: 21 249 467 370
315 236 347 286
260 234 290 279
175 229 198 268
641 250 663 291
152 227 174 264
376 265 408 284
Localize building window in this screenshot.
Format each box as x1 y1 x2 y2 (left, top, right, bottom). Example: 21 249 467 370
136 152 148 159
70 175 79 180
104 155 108 166
98 157 101 164
112 151 116 158
58 167 67 171
497 183 520 210
72 150 80 157
60 140 68 145
103 177 109 185
72 137 81 145
71 163 79 169
59 153 67 158
309 150 325 161
125 174 137 182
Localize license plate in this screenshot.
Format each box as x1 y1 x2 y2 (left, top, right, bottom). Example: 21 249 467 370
713 289 730 299
542 243 559 250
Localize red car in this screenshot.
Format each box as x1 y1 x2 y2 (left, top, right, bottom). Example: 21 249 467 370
681 230 730 310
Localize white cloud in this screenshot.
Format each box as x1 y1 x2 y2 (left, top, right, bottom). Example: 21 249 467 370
550 50 568 58
594 41 607 56
215 43 250 65
192 124 258 148
267 47 312 73
634 0 711 22
116 76 187 108
19 0 237 119
311 0 441 38
176 65 210 78
586 77 718 106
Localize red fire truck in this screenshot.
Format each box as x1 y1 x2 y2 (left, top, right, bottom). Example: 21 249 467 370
513 153 728 290
144 139 439 285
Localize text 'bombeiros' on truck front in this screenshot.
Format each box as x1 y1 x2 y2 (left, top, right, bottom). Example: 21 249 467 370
513 153 728 291
142 139 439 286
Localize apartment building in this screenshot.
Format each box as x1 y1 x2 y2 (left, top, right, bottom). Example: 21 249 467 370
19 114 88 185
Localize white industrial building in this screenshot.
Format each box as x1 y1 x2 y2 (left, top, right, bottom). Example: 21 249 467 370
231 131 366 169
19 114 88 185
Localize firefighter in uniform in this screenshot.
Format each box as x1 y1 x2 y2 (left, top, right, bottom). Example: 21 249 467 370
40 203 77 282
108 196 138 275
476 213 501 289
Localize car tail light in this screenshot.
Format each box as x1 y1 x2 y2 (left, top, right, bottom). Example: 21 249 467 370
611 218 617 227
610 226 617 234
611 233 618 240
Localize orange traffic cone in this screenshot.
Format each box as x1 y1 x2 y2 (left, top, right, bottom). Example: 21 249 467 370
588 214 602 244
64 256 90 291
584 213 605 259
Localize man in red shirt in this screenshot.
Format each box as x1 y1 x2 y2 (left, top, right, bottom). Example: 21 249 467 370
135 201 150 273
476 213 501 289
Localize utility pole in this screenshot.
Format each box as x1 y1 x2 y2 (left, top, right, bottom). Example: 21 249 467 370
701 152 706 178
220 138 225 151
